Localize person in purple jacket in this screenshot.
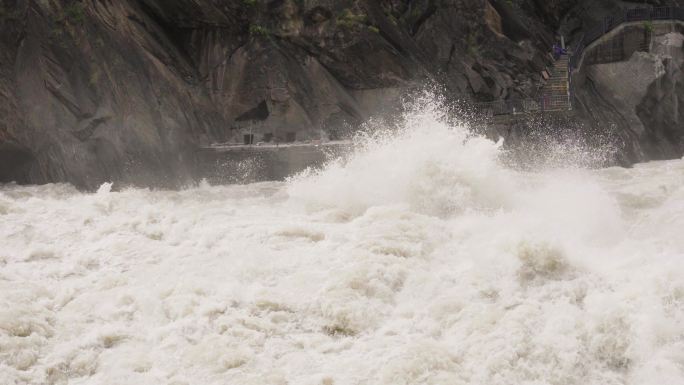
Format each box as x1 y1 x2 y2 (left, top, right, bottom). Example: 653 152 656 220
553 43 567 60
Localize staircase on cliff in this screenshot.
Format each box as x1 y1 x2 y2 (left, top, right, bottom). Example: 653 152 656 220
539 53 572 112
476 53 573 118
477 6 684 119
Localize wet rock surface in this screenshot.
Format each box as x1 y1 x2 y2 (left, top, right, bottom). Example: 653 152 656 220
0 0 683 187
572 27 684 164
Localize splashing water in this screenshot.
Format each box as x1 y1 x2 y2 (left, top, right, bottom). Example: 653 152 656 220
288 97 511 217
2 98 684 385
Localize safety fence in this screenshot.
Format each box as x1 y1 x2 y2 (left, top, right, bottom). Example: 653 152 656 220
475 6 683 119
474 94 571 117
569 6 684 70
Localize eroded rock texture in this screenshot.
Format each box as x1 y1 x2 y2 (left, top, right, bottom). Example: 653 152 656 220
0 0 683 187
571 22 684 163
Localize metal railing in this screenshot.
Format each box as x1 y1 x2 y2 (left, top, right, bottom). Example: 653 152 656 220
569 6 684 70
475 94 571 117
474 6 683 118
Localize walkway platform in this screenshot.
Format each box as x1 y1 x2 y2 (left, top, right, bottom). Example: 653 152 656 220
196 141 353 184
201 140 353 153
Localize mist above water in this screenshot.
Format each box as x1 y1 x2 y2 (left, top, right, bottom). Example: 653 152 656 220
2 96 684 385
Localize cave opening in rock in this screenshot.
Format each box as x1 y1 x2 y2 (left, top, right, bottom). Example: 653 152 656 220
0 143 34 184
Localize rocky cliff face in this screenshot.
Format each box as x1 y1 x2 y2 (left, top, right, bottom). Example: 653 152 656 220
637 32 684 158
567 4 684 164
572 32 684 162
0 0 682 188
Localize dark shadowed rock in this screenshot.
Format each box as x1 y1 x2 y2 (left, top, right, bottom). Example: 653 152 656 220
0 0 683 188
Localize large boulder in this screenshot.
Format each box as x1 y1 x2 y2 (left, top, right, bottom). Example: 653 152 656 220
572 30 684 162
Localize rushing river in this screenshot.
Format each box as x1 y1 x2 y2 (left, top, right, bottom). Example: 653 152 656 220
2 104 684 385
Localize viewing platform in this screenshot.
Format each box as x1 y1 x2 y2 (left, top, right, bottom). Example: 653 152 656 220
201 140 353 153
196 140 353 183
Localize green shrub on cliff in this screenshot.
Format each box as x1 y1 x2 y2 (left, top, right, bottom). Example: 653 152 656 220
467 32 479 56
249 24 270 36
643 20 654 33
0 4 18 22
48 1 86 43
89 68 102 86
337 9 367 29
402 2 426 25
64 2 86 25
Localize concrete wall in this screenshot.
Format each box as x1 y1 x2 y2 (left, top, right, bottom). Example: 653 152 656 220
195 143 352 184
572 27 684 161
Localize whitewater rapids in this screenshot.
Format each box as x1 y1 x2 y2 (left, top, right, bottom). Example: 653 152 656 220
2 109 684 385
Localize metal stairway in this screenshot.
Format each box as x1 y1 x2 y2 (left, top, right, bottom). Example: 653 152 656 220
539 54 571 112
475 6 683 118
474 53 573 117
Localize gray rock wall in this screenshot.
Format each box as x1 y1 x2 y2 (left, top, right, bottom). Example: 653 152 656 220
1 0 561 188
1 0 684 188
572 25 684 162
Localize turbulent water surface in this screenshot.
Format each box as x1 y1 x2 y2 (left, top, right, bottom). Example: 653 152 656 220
2 107 684 385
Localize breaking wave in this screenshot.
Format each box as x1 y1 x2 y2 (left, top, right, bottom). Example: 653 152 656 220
2 96 684 384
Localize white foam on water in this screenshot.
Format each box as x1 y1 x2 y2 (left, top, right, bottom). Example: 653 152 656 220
2 98 684 385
